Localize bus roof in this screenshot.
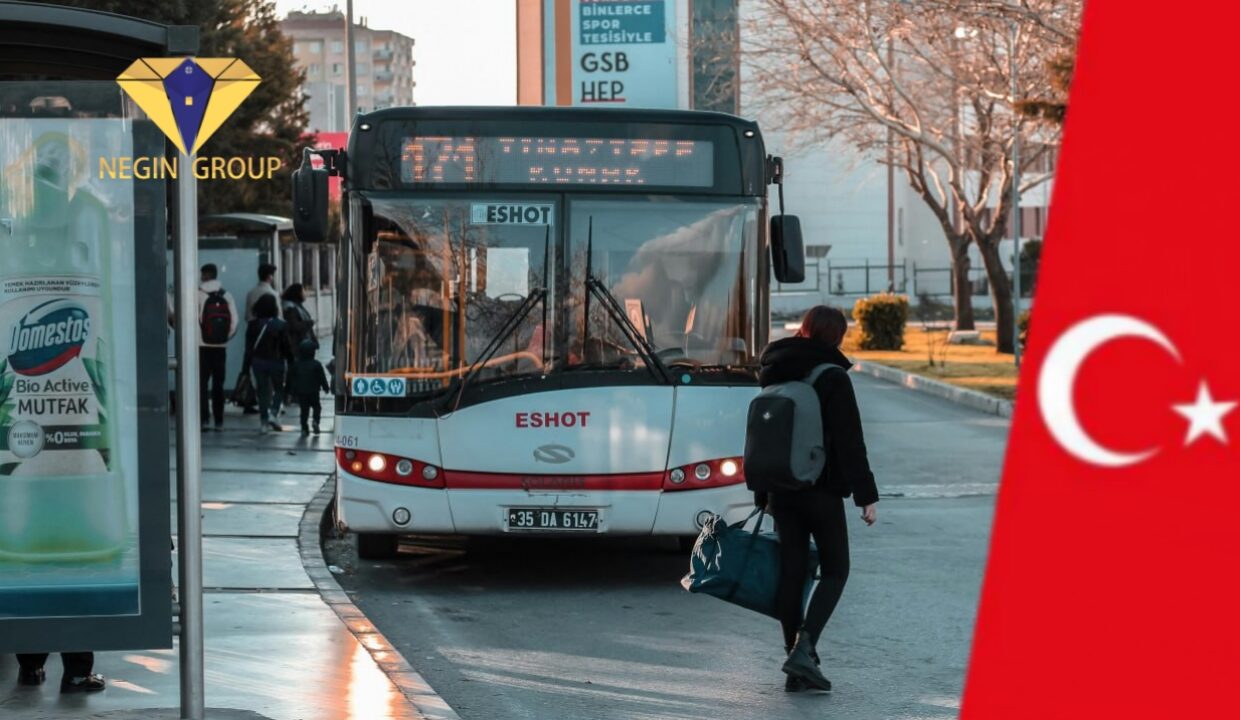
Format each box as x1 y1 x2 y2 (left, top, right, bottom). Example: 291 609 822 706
354 106 762 137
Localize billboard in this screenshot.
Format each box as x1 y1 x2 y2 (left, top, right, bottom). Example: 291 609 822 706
542 0 682 108
0 112 171 652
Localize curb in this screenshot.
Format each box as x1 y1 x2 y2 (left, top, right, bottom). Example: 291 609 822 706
297 477 462 720
851 359 1015 418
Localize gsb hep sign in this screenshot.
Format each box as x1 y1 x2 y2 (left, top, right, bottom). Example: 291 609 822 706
573 0 676 107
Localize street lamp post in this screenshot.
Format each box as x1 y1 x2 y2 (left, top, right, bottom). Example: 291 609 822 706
345 0 357 121
1010 20 1022 367
174 151 204 720
886 38 896 292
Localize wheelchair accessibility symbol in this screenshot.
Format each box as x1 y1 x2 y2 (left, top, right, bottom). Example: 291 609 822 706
350 376 407 397
349 374 406 396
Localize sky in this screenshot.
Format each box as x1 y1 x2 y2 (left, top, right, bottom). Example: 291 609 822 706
273 0 516 105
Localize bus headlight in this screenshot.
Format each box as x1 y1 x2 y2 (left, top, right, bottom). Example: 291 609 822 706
392 507 411 525
367 454 387 473
694 463 711 481
720 460 739 477
422 465 439 481
669 468 686 484
395 459 414 477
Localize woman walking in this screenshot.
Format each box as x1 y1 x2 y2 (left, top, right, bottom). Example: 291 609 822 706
755 305 879 692
281 283 316 346
245 294 295 434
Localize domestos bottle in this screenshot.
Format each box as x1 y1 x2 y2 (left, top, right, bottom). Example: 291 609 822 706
0 131 124 561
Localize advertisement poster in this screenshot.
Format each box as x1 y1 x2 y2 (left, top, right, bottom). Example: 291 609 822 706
541 0 680 108
572 0 677 107
0 116 169 650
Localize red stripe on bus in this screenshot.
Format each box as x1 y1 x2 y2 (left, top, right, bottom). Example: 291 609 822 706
443 470 665 491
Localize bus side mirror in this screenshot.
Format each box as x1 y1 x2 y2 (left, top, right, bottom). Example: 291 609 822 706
292 148 329 243
771 215 806 284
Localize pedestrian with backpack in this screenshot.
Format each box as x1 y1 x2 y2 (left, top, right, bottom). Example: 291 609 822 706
197 263 238 430
743 305 879 693
244 294 295 434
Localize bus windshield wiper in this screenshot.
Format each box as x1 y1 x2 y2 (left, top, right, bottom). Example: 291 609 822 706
438 287 546 413
440 228 551 413
583 217 673 385
669 361 759 376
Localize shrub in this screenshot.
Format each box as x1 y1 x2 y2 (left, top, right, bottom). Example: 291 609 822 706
853 293 909 350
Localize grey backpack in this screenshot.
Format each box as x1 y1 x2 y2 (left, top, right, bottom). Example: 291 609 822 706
743 363 839 492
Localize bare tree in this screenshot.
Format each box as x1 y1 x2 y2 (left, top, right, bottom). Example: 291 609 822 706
745 0 1080 352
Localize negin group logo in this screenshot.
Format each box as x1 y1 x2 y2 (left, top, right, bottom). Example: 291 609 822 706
105 57 280 180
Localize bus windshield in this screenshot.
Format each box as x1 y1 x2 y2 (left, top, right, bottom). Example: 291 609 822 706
357 197 551 393
564 199 759 371
352 195 758 397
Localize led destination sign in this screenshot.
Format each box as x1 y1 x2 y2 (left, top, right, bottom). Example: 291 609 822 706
400 136 714 187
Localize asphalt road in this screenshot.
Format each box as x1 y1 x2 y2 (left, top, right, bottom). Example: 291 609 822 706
325 373 1009 720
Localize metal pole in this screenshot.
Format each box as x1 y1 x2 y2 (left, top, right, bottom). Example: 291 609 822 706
886 39 895 292
174 152 204 720
1010 21 1022 367
345 0 358 120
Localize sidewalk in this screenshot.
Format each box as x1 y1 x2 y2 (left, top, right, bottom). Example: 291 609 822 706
1 402 423 720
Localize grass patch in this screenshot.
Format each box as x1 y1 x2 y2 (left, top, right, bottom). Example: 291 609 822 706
843 327 1019 401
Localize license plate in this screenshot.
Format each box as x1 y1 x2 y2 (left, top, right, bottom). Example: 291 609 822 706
506 508 599 531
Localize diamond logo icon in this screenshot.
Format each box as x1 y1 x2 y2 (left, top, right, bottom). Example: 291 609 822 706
117 58 260 155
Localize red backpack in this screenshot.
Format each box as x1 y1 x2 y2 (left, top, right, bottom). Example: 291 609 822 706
200 290 232 344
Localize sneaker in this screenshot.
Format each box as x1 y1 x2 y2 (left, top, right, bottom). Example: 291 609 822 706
312 422 321 435
269 422 284 432
214 421 224 432
783 645 818 692
782 631 831 691
301 426 310 436
60 673 106 694
17 667 45 686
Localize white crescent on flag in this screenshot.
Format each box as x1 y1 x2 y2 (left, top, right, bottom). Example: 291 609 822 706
1036 314 1180 467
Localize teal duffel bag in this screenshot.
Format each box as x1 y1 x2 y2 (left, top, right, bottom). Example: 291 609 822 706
680 508 817 619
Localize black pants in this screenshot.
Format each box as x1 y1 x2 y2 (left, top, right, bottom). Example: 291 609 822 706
769 489 851 651
299 393 321 429
17 652 93 678
199 346 227 425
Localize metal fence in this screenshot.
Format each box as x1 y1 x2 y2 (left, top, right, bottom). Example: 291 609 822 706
820 259 909 296
779 260 1034 300
907 264 990 299
820 261 1002 300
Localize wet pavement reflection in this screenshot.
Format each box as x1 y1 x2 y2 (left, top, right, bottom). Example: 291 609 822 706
2 405 425 719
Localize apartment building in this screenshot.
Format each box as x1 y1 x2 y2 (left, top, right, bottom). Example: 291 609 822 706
282 8 416 133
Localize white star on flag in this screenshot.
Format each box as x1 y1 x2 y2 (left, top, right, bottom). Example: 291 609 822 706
1172 381 1237 445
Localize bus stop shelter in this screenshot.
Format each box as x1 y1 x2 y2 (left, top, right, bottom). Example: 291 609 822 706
0 1 205 716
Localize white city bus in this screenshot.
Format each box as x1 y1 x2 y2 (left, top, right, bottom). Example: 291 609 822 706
294 107 805 558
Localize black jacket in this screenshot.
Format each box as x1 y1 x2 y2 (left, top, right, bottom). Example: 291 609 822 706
286 339 331 397
282 300 315 344
243 316 295 371
754 337 879 508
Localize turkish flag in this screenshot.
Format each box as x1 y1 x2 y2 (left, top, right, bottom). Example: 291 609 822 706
961 4 1240 719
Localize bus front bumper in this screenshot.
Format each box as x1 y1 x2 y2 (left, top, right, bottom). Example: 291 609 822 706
336 470 753 536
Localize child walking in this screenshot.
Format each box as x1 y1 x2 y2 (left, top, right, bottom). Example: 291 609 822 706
286 338 330 434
